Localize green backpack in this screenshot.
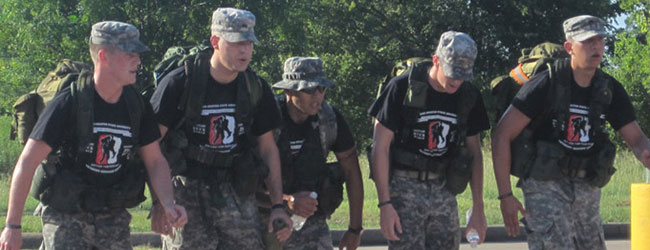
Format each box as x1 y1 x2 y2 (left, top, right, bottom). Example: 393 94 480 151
10 60 93 144
490 42 569 122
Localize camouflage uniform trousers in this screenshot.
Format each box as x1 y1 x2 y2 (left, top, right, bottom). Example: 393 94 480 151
162 176 264 250
522 177 606 250
39 205 132 250
388 175 460 250
259 209 332 250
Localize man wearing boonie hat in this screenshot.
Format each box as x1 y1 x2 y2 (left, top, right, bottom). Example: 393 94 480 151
150 7 290 250
493 14 650 250
257 56 364 250
0 21 187 250
368 31 489 249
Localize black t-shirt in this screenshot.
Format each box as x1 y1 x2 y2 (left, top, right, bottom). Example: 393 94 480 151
30 86 160 187
150 66 281 153
281 103 355 156
368 72 490 158
512 70 636 154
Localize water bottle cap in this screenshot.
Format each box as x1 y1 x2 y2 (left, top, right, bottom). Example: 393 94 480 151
309 192 318 199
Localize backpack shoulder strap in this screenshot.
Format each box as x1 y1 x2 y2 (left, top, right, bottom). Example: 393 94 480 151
237 68 264 146
71 70 95 150
122 85 145 146
547 58 572 139
455 82 478 147
588 69 613 140
317 101 338 156
176 49 212 130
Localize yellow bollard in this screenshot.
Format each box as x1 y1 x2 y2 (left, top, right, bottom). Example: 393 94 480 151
631 183 650 250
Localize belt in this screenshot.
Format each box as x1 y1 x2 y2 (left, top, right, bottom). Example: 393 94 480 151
184 145 237 167
393 169 440 181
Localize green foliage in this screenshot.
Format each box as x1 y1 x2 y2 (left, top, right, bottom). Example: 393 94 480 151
607 0 650 138
0 0 621 147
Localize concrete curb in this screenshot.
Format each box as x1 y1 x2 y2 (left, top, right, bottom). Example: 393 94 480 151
21 223 629 248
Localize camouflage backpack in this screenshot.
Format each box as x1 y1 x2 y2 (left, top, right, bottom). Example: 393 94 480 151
490 42 569 121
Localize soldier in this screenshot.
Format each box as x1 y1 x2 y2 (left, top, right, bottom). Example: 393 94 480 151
149 7 291 249
493 15 650 250
260 57 364 250
368 31 489 249
0 21 187 250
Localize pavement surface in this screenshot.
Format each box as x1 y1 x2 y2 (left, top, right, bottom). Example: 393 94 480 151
21 223 630 249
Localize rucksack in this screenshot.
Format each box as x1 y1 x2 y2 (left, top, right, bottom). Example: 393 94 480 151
491 42 569 121
10 60 93 144
376 57 432 98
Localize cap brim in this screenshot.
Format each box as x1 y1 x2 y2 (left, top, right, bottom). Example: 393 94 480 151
572 30 607 42
440 62 473 80
272 78 335 91
118 41 150 53
220 32 259 43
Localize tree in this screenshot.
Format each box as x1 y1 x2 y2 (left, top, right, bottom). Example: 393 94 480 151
0 0 621 146
607 0 650 138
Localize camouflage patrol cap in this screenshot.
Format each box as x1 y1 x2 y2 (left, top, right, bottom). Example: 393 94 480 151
211 7 258 43
89 21 149 53
272 57 335 91
435 31 477 80
563 15 607 42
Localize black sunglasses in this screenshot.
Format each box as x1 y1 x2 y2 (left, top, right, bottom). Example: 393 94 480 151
300 86 327 94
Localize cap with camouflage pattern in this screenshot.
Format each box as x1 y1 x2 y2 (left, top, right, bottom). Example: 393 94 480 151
435 31 477 80
272 57 335 91
89 21 149 53
563 15 607 42
211 7 258 43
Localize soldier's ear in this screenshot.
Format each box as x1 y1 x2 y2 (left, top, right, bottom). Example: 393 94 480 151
563 41 574 55
210 35 220 49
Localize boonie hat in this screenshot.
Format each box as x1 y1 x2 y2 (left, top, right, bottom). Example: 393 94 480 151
435 31 477 80
211 7 258 43
563 15 607 42
89 21 149 53
273 57 335 91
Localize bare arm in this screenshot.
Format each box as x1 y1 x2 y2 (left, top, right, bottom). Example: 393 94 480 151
371 120 402 241
465 134 487 243
618 121 650 168
1 139 52 250
335 147 364 250
491 105 531 236
257 131 292 241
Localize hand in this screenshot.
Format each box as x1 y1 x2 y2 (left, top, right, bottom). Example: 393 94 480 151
0 227 22 250
269 208 292 242
466 207 488 244
379 204 402 241
338 230 361 250
163 203 187 229
150 202 172 236
500 196 527 237
288 191 318 218
641 150 650 169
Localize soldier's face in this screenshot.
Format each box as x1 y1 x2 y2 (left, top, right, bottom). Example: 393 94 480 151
566 35 604 70
214 36 254 73
287 87 327 117
104 49 141 86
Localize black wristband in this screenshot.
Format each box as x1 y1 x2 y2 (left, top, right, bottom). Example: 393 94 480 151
498 192 514 200
348 226 363 235
377 200 392 208
5 224 21 230
271 203 287 210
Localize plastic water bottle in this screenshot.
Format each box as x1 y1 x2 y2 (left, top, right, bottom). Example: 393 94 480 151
291 192 318 231
465 208 480 248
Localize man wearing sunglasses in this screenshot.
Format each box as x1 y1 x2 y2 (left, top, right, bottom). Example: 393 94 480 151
259 57 364 250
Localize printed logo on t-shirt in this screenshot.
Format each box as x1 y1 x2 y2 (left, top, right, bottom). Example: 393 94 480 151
558 104 599 151
86 122 132 174
290 139 305 155
415 110 456 157
200 103 238 151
